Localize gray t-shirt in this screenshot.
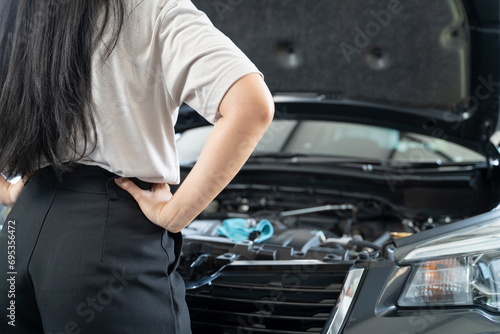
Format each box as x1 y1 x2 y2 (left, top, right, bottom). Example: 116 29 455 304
64 0 262 183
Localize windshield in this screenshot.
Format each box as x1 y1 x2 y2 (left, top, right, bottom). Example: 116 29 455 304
177 120 485 165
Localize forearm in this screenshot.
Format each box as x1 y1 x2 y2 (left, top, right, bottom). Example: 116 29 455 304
159 106 272 232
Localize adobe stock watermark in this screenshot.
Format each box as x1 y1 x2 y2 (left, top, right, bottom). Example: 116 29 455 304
212 0 245 21
46 268 135 334
398 304 446 334
340 0 411 64
5 220 17 327
384 74 499 192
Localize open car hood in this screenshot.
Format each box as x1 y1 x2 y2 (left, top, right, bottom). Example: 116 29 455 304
182 0 500 158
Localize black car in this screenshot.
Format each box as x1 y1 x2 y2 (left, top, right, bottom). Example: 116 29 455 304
174 0 500 333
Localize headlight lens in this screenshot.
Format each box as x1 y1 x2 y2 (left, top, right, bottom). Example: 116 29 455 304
399 251 500 312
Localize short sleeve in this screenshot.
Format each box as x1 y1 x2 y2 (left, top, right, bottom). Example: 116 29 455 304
159 0 263 124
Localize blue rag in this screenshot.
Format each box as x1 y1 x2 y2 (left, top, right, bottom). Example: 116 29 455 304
217 218 274 243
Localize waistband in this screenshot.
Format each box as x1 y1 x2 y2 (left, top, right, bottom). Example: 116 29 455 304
29 164 153 201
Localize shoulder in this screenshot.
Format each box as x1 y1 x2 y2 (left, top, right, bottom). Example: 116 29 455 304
126 0 186 23
145 0 192 18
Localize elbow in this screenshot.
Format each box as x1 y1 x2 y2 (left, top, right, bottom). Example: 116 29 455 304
253 75 275 126
242 84 275 130
255 94 275 128
262 93 275 124
223 90 275 133
219 73 275 130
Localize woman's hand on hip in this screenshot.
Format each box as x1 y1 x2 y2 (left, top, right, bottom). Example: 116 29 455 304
114 179 174 230
116 73 274 233
0 176 26 208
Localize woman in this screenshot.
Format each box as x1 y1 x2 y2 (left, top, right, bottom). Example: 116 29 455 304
0 0 274 333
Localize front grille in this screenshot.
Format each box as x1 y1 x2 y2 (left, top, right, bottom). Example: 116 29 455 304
186 262 351 334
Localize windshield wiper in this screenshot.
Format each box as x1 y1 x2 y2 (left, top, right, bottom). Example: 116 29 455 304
249 153 482 170
251 153 312 159
249 153 383 164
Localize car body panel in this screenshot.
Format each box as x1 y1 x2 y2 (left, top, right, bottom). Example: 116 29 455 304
342 261 500 334
186 0 500 157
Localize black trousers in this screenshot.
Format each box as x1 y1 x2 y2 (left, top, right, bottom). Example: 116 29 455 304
0 165 191 333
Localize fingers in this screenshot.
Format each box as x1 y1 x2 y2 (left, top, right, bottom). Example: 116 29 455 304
114 178 175 230
0 176 25 208
7 181 25 208
115 178 145 203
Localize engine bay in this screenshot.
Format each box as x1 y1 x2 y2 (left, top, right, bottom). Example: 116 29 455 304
177 167 488 282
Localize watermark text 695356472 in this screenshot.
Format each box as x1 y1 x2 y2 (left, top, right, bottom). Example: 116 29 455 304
6 220 17 327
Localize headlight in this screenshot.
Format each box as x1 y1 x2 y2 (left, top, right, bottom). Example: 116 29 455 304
399 252 500 312
397 216 500 312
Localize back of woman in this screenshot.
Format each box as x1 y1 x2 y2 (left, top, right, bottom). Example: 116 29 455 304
0 1 274 333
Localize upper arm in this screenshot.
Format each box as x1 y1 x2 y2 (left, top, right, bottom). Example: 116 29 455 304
159 0 266 124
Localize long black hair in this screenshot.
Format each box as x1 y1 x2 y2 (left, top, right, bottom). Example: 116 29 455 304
0 0 125 179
